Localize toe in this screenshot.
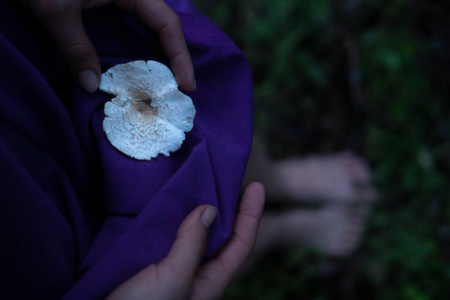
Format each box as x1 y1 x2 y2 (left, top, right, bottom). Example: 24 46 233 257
348 158 372 183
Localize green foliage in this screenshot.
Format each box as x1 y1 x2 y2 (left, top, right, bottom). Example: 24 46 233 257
194 0 450 298
225 249 330 300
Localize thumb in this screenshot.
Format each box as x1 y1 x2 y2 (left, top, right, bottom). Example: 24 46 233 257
38 3 100 92
106 205 217 300
160 205 217 286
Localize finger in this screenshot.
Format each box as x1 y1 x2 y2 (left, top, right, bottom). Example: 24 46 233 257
115 0 196 91
158 205 217 292
106 205 217 300
191 182 265 300
37 2 100 92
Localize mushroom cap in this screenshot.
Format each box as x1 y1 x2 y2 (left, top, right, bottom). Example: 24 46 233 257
99 60 196 160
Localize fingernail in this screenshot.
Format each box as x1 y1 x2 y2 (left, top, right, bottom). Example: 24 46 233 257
77 70 99 93
201 206 217 229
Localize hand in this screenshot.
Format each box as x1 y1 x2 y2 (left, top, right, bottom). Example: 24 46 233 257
106 182 265 300
20 0 196 93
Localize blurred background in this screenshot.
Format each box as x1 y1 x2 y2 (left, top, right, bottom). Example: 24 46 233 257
193 0 450 299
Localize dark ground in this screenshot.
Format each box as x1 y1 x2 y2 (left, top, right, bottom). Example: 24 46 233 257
194 0 450 299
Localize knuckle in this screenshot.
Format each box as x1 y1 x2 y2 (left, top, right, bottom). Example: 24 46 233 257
62 42 92 64
239 208 259 223
231 232 253 255
166 12 181 27
160 14 181 36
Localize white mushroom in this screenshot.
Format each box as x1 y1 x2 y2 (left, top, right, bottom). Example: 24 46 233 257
99 60 196 160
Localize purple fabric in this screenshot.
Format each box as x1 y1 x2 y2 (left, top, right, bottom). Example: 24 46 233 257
0 1 253 299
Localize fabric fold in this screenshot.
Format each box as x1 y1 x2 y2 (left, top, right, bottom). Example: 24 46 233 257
1 1 253 299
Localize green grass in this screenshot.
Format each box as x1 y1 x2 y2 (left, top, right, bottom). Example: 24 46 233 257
194 0 450 298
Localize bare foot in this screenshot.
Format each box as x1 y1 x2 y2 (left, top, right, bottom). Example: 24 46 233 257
298 205 367 256
267 152 377 203
254 205 367 258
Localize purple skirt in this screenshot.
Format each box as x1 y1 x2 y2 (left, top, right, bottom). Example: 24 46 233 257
0 1 253 298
